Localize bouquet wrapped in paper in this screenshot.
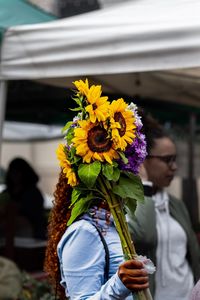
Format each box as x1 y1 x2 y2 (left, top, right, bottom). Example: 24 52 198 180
56 79 154 300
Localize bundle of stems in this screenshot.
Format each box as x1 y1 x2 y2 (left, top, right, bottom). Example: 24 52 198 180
98 177 153 300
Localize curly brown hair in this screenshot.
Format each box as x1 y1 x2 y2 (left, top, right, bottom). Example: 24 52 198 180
44 170 72 299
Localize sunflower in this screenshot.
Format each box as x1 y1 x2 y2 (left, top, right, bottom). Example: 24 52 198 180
110 98 136 151
85 85 109 123
56 144 78 186
72 119 119 164
73 78 89 96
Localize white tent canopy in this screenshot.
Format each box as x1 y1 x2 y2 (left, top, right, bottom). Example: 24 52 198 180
1 0 200 80
1 0 200 149
3 121 63 141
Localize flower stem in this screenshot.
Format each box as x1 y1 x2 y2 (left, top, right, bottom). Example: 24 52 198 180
98 176 152 300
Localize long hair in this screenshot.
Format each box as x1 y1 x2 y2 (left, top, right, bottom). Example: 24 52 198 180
44 171 72 299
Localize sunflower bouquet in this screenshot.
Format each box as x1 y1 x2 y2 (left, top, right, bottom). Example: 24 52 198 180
56 79 152 300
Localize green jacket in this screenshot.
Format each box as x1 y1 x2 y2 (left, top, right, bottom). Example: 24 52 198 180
127 195 200 296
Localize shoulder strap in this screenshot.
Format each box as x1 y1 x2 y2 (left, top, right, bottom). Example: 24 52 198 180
91 224 110 283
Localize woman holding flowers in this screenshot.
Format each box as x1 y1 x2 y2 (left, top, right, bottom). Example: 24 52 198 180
44 80 153 300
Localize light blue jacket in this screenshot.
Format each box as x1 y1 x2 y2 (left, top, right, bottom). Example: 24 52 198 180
57 208 134 300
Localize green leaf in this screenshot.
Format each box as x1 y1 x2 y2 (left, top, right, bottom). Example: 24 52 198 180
68 147 81 165
102 163 113 180
73 155 81 164
112 168 120 182
102 163 120 182
70 107 82 112
78 161 101 188
76 185 105 199
72 95 83 106
113 174 144 202
118 152 128 164
112 161 118 168
124 197 137 215
65 127 74 145
70 188 81 206
67 193 94 226
69 146 76 156
62 121 73 134
70 95 85 112
74 94 84 101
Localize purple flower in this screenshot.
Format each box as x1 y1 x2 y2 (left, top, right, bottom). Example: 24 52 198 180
119 104 147 174
119 132 147 174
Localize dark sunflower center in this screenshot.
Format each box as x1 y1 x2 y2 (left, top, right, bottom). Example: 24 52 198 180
88 126 112 152
114 112 126 137
92 103 97 110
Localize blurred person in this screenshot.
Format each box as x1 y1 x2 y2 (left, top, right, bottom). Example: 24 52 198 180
0 157 47 240
127 112 200 300
0 255 22 299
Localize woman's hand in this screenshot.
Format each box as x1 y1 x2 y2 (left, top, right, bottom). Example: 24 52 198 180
118 259 149 291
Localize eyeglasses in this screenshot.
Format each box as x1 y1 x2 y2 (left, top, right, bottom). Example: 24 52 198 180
147 154 177 166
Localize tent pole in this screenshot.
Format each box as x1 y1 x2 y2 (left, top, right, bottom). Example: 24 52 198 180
0 80 7 164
